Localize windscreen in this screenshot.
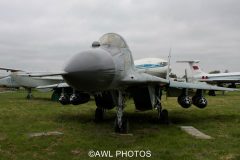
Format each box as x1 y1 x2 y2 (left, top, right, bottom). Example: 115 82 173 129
99 33 128 49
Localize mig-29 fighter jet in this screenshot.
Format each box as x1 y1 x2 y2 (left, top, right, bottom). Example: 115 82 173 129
28 33 237 133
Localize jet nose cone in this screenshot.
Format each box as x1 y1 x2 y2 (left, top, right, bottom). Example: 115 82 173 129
63 48 116 91
64 49 114 73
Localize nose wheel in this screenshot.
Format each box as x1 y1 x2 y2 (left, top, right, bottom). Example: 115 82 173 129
114 116 129 133
114 91 129 134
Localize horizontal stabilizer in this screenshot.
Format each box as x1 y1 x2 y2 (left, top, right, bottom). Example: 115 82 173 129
176 60 200 63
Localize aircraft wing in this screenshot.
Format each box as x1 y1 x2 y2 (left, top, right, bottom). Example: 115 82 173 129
169 80 236 91
21 75 64 81
199 79 240 83
36 83 69 89
0 67 23 72
19 71 67 77
122 72 169 84
0 75 10 79
31 76 64 81
122 73 237 91
0 66 67 77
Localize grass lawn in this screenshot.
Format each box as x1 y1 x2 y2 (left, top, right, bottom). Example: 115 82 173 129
0 90 240 160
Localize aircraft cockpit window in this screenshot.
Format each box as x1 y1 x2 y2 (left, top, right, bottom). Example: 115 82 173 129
99 33 128 49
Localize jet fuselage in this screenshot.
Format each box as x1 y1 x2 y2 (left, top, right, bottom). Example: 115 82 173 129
63 34 134 91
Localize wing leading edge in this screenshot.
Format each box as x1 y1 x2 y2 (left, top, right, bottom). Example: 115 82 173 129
122 72 237 91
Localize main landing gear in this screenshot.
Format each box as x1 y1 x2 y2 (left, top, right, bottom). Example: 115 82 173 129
155 101 169 124
155 88 169 124
228 83 237 88
94 89 169 134
26 88 33 99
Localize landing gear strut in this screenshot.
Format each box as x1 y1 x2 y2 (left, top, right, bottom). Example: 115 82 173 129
26 88 33 99
156 104 169 124
114 91 129 133
208 90 216 96
228 83 237 88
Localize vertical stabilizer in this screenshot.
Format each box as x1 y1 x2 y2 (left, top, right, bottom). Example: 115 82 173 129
176 60 206 76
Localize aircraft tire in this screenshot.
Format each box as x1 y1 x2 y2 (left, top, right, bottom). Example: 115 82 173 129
26 94 33 100
160 109 169 124
114 117 129 134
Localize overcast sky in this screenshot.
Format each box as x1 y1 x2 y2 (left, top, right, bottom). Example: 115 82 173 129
0 0 239 76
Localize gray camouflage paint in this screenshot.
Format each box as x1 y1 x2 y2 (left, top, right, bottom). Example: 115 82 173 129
63 33 135 91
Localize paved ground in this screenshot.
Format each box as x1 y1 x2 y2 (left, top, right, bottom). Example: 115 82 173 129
180 126 213 139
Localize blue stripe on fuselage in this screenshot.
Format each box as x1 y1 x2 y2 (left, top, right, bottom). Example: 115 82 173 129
135 64 164 69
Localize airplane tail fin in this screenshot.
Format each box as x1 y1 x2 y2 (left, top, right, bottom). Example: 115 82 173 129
176 60 205 75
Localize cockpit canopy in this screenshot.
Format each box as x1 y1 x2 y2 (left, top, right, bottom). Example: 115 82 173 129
99 33 129 49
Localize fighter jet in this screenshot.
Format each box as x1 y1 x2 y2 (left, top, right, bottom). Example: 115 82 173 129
0 68 63 99
28 33 236 133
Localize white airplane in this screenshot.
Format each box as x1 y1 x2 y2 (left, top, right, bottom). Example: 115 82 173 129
177 60 240 88
0 76 20 88
134 58 169 78
0 68 63 99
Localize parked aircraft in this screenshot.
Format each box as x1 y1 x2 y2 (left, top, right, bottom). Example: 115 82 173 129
177 60 240 95
177 60 240 87
0 75 20 88
135 58 169 78
28 33 236 133
0 68 63 99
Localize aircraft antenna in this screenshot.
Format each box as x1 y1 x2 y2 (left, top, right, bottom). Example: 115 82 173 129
185 69 188 82
166 48 171 81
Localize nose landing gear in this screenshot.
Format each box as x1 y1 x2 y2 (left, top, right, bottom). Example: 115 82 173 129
114 91 129 134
